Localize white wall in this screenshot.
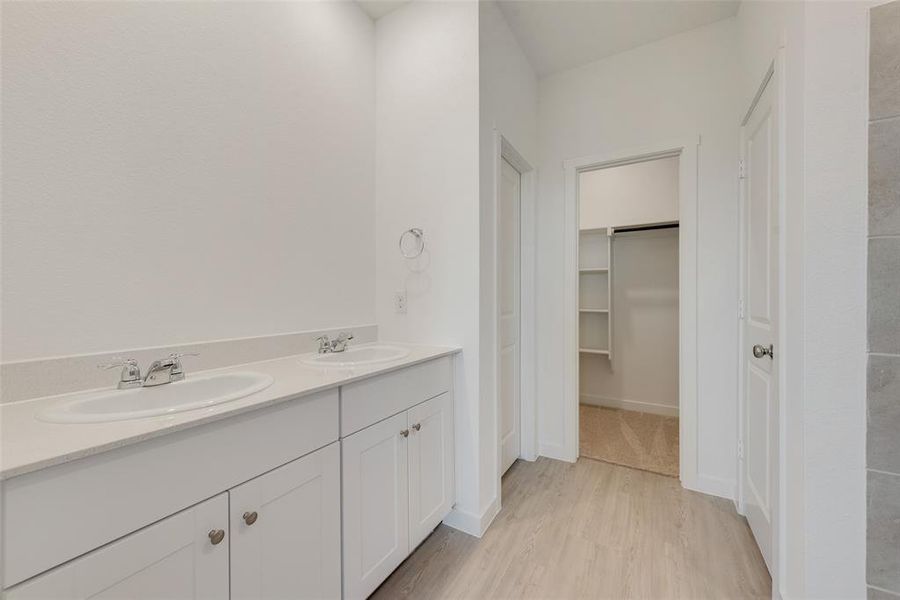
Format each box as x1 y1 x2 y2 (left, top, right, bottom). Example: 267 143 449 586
579 156 679 230
537 18 741 492
737 2 870 596
477 0 539 525
373 1 484 533
580 229 679 416
800 2 869 597
1 1 376 362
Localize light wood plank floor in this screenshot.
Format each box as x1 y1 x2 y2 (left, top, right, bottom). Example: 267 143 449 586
372 457 770 600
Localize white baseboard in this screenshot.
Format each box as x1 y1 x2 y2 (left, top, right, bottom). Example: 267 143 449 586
580 393 679 417
443 496 501 538
683 473 735 501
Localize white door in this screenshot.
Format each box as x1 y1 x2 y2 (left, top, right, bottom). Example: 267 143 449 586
740 74 779 572
5 494 229 600
342 412 409 600
408 392 454 548
229 443 341 600
499 157 521 475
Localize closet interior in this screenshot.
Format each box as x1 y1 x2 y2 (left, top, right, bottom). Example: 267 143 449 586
577 156 681 478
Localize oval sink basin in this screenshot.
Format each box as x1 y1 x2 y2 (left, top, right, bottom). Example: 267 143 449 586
38 371 275 424
300 344 410 368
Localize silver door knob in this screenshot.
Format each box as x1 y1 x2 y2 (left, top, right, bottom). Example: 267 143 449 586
400 429 410 438
411 423 421 432
752 344 774 359
243 511 258 526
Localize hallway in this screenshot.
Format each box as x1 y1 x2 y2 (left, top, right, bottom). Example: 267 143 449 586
372 457 770 599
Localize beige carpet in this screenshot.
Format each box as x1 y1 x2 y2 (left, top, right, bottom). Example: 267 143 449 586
579 404 679 477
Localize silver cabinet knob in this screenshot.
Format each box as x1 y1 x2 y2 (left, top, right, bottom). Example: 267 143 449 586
400 429 410 438
243 511 258 526
752 344 774 359
411 423 421 432
208 529 225 545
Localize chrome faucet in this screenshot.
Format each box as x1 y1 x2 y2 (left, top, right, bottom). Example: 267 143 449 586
143 353 198 387
98 358 142 390
315 332 354 354
316 335 333 354
332 331 354 353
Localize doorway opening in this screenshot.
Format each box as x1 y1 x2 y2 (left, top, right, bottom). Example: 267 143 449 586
563 138 700 489
577 156 681 478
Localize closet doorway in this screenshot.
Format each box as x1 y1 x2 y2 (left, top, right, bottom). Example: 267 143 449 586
563 140 700 488
578 158 680 477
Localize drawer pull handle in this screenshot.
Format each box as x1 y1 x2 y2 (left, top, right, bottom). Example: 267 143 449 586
400 429 410 438
411 423 421 432
208 529 225 545
243 511 258 526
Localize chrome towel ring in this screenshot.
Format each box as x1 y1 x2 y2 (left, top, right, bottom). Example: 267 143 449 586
399 228 425 259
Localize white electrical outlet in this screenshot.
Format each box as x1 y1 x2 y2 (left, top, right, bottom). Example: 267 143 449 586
394 290 407 314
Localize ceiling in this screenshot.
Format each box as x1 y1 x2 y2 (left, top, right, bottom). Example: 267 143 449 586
356 0 410 20
496 0 741 76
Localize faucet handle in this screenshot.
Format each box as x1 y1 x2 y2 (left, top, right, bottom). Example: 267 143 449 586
98 357 142 388
98 357 139 370
331 332 354 352
315 335 332 353
167 352 198 375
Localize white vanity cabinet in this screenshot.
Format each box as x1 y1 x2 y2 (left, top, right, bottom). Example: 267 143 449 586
1 352 456 600
341 412 411 599
5 493 230 600
229 443 341 600
5 443 342 600
2 390 340 597
340 357 454 600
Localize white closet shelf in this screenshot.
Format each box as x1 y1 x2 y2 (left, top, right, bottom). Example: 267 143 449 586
579 348 610 355
579 226 612 362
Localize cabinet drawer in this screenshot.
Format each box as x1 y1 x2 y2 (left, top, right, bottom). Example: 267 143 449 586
2 389 338 587
340 357 451 436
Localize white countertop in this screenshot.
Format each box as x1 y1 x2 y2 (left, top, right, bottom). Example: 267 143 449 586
0 343 460 480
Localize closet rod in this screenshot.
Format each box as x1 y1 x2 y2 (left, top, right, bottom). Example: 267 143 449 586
614 222 680 234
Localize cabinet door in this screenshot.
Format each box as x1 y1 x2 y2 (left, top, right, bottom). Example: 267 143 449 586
408 392 454 548
5 494 228 600
341 412 409 600
229 442 341 600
